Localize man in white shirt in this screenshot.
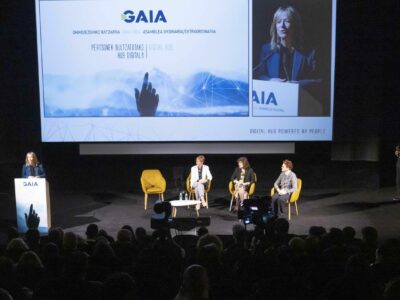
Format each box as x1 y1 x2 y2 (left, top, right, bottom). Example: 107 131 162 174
190 155 213 210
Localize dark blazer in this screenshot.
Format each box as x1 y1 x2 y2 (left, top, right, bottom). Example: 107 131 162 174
255 43 320 86
231 167 255 187
22 164 46 178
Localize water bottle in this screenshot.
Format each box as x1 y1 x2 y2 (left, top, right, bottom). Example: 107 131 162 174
179 192 182 200
185 192 188 200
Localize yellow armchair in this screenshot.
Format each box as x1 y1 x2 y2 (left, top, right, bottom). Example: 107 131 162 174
140 169 166 210
270 178 302 220
186 174 211 208
229 173 257 211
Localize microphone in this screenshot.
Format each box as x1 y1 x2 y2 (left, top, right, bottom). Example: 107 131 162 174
282 52 290 81
252 50 277 73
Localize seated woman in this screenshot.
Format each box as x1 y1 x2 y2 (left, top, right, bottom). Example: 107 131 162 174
190 155 212 210
231 157 255 212
22 152 46 178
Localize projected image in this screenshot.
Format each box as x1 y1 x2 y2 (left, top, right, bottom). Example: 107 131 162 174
252 0 333 117
36 0 336 142
40 0 249 118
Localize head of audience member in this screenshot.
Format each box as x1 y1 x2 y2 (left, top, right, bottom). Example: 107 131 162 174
63 250 89 280
101 272 136 300
48 227 64 248
63 232 80 257
274 218 289 236
197 234 223 255
6 227 19 244
342 226 356 242
196 243 221 270
177 264 209 300
361 226 378 246
270 6 304 51
6 238 29 263
121 225 135 240
232 224 248 248
98 229 115 244
25 229 40 250
117 229 133 243
0 288 13 300
17 251 44 269
237 157 250 170
41 242 60 261
196 155 205 167
308 226 326 239
85 224 99 240
289 237 305 256
327 227 344 247
92 239 116 261
196 227 209 238
384 277 400 300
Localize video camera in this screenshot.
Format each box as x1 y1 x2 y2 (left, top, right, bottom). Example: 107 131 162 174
238 196 274 226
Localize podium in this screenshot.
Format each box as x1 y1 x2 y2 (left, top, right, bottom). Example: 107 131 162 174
14 178 51 234
252 80 322 116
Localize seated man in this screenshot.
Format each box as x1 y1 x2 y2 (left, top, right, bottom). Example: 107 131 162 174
190 155 212 210
272 159 297 217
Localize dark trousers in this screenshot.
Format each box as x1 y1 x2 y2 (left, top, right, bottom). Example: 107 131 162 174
272 193 290 217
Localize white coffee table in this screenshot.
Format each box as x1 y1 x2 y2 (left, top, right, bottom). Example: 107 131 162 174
170 200 201 217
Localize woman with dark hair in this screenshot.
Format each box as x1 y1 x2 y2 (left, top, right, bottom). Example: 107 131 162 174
255 6 319 86
22 152 46 178
231 157 255 211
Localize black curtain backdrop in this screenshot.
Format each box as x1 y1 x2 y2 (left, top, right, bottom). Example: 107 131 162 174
0 0 399 193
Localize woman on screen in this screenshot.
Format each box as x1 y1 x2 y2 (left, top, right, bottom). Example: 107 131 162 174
231 157 255 212
255 6 319 86
22 152 46 178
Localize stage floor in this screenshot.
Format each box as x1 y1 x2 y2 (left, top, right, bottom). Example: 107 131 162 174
1 187 400 242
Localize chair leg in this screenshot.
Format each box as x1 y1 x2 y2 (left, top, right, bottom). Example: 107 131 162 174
229 195 233 211
295 201 299 216
160 193 164 201
144 194 148 210
288 203 291 221
205 192 208 209
196 208 199 217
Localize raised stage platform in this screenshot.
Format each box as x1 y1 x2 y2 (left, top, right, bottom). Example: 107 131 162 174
1 187 400 243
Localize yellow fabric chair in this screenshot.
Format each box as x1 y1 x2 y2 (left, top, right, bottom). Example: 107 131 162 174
270 178 302 220
229 173 257 211
140 169 166 210
186 174 211 208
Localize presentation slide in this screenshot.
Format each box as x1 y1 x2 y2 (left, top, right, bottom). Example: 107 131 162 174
35 0 336 142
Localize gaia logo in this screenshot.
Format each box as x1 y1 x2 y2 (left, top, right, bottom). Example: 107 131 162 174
252 90 278 105
121 10 167 23
23 181 38 187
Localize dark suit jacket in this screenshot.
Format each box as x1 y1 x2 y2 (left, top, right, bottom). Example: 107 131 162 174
231 167 255 189
255 43 320 86
22 164 46 178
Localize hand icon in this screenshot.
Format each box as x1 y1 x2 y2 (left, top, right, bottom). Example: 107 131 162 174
134 72 159 116
24 204 40 229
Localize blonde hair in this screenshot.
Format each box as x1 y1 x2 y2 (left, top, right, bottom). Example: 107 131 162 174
25 152 38 166
270 6 304 51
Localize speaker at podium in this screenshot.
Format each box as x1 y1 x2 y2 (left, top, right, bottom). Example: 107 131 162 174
14 178 51 234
